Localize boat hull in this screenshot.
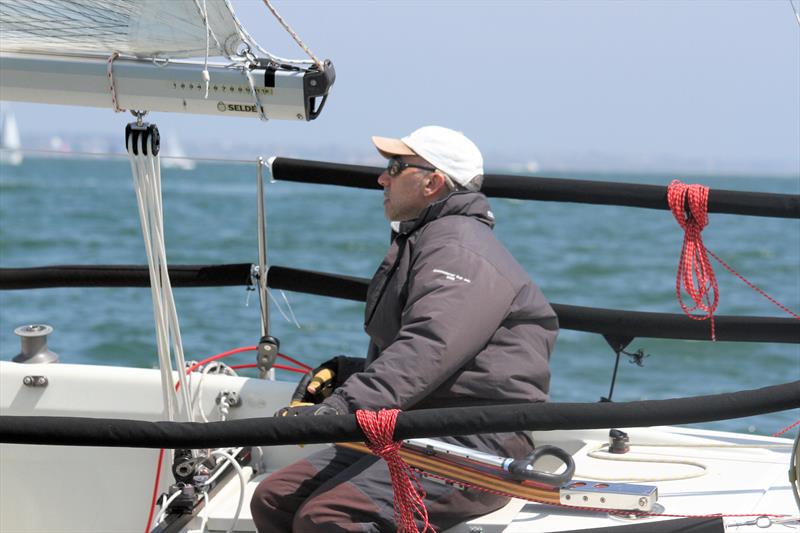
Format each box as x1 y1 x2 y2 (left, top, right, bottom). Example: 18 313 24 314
1 361 796 532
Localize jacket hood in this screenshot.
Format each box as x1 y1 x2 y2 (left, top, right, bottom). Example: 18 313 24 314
398 191 495 235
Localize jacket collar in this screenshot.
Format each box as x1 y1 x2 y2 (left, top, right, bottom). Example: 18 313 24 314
397 191 495 235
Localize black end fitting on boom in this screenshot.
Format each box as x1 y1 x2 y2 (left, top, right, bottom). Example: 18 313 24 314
303 59 335 121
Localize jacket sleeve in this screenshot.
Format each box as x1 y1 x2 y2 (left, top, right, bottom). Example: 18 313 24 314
324 241 516 413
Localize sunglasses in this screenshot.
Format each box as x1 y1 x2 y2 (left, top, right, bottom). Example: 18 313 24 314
386 157 436 177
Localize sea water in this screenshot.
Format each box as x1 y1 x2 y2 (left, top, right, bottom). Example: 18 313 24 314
1 157 798 435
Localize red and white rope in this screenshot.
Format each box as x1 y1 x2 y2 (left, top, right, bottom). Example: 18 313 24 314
667 180 719 339
356 409 433 533
667 179 799 341
107 52 125 113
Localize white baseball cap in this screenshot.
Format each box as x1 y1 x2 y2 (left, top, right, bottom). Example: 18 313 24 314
372 126 484 190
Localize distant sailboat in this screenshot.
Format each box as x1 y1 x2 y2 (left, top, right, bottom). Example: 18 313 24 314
161 132 196 170
0 111 23 166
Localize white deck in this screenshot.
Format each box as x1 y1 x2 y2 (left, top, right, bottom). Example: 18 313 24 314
1 361 796 533
187 427 795 533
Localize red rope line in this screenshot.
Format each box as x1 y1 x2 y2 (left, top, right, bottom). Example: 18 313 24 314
183 346 312 375
146 345 311 527
144 448 165 532
184 346 257 375
667 180 800 341
706 249 800 320
229 362 308 374
356 409 433 533
773 419 800 438
277 352 313 371
667 180 719 339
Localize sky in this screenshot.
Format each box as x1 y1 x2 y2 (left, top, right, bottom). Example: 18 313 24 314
3 0 800 173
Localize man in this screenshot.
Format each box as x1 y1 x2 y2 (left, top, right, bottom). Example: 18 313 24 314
251 126 558 532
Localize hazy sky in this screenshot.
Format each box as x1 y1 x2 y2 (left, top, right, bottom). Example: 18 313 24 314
3 0 799 172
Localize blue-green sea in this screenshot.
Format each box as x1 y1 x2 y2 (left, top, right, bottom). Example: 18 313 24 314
1 157 798 435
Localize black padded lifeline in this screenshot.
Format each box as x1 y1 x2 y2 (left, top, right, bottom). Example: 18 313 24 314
1 380 797 449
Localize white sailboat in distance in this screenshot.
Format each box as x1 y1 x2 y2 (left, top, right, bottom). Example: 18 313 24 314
161 131 196 171
0 110 23 166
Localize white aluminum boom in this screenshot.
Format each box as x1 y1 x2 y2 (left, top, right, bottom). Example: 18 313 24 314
0 52 320 121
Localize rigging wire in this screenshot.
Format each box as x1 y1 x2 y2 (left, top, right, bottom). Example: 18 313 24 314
260 0 324 70
2 147 260 165
267 288 301 328
790 0 800 27
224 0 315 66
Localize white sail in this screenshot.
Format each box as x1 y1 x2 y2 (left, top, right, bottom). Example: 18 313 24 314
0 1 334 121
0 111 23 166
0 0 249 59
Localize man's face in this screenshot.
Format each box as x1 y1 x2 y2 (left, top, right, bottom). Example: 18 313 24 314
377 155 434 221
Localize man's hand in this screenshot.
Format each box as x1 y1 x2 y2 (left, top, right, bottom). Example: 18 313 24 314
306 367 335 397
289 360 339 405
274 403 341 417
288 356 366 405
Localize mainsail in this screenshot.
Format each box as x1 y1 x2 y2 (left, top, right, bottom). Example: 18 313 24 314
0 0 250 59
0 0 334 121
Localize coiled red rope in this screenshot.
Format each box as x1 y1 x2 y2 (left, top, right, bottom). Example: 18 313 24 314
355 409 433 533
667 180 800 341
667 180 719 339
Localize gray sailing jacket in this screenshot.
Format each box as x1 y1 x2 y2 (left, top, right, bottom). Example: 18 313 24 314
324 192 558 455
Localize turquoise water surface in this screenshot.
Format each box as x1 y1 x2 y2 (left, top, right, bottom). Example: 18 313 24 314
1 157 798 435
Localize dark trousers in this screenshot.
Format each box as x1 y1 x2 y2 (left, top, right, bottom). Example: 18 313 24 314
250 445 509 532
